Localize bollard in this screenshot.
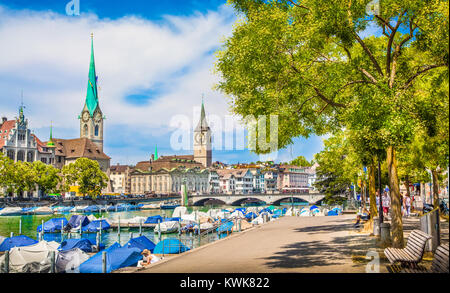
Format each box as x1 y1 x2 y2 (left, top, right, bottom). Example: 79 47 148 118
80 218 82 235
373 217 380 236
10 232 13 238
50 251 56 273
158 220 161 241
380 223 391 246
4 250 9 273
139 220 142 237
239 219 241 232
102 251 107 273
61 219 64 240
118 216 121 236
130 232 133 240
42 220 44 237
96 232 100 248
19 219 22 235
162 238 165 257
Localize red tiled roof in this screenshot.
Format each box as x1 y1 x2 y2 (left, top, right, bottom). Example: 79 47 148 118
51 138 111 160
0 120 16 148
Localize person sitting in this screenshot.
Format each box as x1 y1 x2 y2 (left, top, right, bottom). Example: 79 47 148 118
137 249 161 267
354 215 362 228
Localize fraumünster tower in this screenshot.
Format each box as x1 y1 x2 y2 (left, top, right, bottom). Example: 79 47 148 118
79 34 104 152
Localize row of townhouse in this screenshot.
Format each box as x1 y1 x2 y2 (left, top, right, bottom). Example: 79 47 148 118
108 161 319 196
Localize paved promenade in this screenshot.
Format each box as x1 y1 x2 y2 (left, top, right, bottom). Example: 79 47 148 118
136 215 380 273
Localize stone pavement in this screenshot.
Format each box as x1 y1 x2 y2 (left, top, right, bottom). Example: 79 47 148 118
135 215 382 273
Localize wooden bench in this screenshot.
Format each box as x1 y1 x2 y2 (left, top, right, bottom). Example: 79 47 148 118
388 244 449 273
384 230 432 267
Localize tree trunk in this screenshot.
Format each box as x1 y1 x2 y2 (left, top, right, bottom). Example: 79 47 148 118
404 176 410 197
431 169 440 208
387 146 404 248
369 164 377 219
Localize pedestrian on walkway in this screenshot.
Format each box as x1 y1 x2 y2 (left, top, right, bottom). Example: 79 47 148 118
404 194 411 217
382 191 390 218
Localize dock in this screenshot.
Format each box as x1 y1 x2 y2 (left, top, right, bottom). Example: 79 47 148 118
109 223 156 229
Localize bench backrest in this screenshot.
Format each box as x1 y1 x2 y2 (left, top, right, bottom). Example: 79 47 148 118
431 244 449 273
404 230 432 262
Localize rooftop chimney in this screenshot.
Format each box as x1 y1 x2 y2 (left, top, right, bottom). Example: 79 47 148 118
1 117 6 125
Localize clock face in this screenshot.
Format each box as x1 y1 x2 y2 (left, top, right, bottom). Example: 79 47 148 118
195 133 204 144
82 111 90 122
94 112 102 123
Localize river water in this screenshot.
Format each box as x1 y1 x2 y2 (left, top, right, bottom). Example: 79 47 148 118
0 205 249 250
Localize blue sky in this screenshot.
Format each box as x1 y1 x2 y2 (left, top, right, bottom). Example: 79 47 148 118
0 0 330 165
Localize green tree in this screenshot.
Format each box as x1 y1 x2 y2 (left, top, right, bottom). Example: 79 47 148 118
32 161 62 197
216 0 448 247
289 156 312 167
62 158 108 199
0 153 15 197
12 161 37 198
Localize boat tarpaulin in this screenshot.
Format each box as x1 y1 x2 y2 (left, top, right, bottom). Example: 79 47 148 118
56 248 90 273
82 220 111 232
0 241 59 273
144 215 163 224
217 221 234 233
59 239 94 253
67 215 90 229
153 238 190 255
37 218 68 233
125 236 156 253
0 235 38 252
79 242 141 273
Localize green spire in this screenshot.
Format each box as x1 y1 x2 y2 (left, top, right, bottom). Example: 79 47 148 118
47 122 55 147
195 95 209 131
155 145 158 160
85 33 99 116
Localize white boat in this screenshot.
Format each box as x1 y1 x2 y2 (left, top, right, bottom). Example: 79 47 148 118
110 216 147 225
140 203 160 210
154 221 179 234
33 207 54 215
0 207 23 216
0 241 59 273
172 206 188 218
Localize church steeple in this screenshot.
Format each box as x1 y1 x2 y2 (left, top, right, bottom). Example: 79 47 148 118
193 96 212 168
85 33 99 116
47 122 55 148
80 33 104 152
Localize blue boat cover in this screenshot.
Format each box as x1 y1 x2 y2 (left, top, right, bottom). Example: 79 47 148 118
273 209 283 216
234 208 246 213
68 215 90 228
0 235 38 252
59 238 94 252
310 205 319 210
164 217 181 222
217 221 233 233
125 236 156 253
260 208 273 214
79 243 142 273
22 207 37 213
145 215 164 224
37 218 69 233
327 211 339 216
83 205 100 213
82 220 111 232
153 238 190 254
245 212 258 219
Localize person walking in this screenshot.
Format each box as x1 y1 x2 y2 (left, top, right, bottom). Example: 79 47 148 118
382 192 390 218
404 194 411 217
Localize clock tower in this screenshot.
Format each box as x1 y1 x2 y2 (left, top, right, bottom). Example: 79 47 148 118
193 99 212 168
79 34 104 152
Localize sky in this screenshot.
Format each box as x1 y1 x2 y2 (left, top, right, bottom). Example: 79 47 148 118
0 0 343 166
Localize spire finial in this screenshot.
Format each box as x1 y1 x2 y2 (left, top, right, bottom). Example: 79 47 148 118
91 32 94 39
47 120 56 147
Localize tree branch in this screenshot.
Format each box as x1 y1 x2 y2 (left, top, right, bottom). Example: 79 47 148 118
400 64 448 91
358 68 378 84
287 0 310 11
386 10 406 78
353 32 384 77
312 86 347 108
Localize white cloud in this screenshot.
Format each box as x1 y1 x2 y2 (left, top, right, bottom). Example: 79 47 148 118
0 4 237 135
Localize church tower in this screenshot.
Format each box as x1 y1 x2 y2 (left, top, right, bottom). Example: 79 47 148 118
79 34 104 152
193 99 212 168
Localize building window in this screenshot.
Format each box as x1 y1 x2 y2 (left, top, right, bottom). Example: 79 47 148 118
27 151 34 162
7 150 14 160
84 124 88 137
17 150 25 162
95 125 99 136
41 157 47 164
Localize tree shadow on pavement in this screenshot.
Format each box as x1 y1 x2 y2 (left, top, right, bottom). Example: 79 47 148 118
261 233 377 271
